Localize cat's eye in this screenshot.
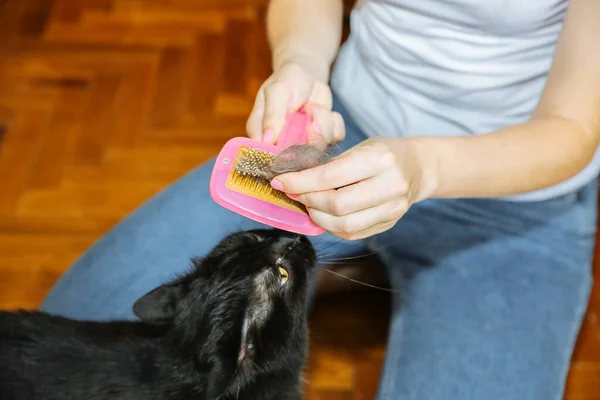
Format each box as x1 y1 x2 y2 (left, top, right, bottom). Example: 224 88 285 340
278 266 289 285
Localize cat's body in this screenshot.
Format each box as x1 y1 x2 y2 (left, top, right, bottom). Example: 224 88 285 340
0 229 316 400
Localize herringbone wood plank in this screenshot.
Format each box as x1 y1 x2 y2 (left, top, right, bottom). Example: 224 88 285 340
0 1 598 399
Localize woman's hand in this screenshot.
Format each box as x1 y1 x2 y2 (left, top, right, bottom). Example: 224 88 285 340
270 137 439 240
246 62 345 145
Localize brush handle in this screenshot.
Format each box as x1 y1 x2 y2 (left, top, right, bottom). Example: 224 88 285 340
274 108 312 151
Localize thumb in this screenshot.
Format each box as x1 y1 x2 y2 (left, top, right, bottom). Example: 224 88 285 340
262 82 295 144
246 88 265 141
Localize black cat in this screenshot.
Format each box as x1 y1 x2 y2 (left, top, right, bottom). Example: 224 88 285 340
0 229 316 400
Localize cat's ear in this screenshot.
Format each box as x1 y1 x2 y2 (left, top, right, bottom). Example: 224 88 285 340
132 283 182 324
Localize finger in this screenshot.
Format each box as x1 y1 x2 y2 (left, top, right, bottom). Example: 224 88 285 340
308 81 333 109
262 81 293 143
274 157 373 194
297 171 408 216
305 109 344 145
246 88 266 141
331 221 396 241
306 104 334 144
307 201 406 239
274 146 394 194
331 111 345 143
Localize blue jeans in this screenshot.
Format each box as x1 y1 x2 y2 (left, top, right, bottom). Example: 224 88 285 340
40 95 598 400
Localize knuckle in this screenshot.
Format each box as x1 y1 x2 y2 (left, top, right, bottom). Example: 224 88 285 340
311 81 333 104
317 167 336 187
267 80 287 93
378 148 396 169
361 138 396 169
337 218 357 237
328 196 348 216
264 82 289 103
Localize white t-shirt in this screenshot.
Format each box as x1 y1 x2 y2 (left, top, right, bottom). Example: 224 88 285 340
330 0 600 201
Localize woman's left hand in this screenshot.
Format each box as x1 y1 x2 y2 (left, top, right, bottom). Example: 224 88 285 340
270 137 438 240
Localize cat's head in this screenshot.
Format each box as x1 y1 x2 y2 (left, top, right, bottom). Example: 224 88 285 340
132 228 316 396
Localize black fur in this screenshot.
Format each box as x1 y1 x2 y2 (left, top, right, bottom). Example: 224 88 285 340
0 229 316 400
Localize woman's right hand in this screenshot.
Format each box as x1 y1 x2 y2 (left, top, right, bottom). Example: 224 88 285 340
246 62 345 145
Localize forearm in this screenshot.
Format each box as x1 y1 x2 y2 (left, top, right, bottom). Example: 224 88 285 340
267 0 344 82
408 117 599 200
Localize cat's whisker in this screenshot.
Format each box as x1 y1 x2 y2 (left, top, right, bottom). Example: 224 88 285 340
313 238 345 254
315 241 389 264
318 261 361 265
214 365 239 400
321 268 401 293
319 251 381 263
315 249 346 260
321 245 388 261
315 252 339 260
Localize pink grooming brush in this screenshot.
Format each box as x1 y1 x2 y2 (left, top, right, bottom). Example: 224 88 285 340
209 108 325 236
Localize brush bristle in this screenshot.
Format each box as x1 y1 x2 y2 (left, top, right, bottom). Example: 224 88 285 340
227 146 307 214
234 147 277 181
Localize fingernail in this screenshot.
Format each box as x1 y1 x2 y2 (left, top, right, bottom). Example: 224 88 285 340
262 129 274 143
270 179 284 191
312 120 322 134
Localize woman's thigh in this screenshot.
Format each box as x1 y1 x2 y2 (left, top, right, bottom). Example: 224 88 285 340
40 95 369 321
373 182 598 400
40 159 273 320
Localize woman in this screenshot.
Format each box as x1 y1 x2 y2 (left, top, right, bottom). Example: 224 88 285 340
41 0 600 399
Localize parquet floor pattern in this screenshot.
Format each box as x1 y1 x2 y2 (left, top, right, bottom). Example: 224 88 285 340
0 1 597 399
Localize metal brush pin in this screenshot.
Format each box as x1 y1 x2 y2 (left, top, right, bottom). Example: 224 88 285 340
233 147 278 182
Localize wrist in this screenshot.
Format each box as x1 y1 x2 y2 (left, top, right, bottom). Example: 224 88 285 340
271 44 333 82
398 137 443 203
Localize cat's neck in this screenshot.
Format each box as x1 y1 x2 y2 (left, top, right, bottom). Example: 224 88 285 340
158 337 305 400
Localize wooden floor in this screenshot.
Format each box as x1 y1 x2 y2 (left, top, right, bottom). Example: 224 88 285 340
0 1 598 398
